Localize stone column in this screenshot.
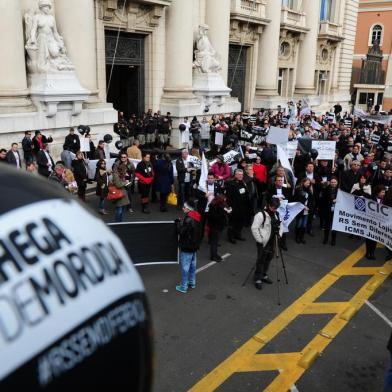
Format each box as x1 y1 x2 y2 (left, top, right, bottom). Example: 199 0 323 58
295 0 321 95
205 0 230 83
254 0 281 101
0 0 31 112
55 0 98 100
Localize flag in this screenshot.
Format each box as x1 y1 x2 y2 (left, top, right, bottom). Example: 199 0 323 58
311 119 321 130
277 144 297 186
198 152 208 193
278 200 306 233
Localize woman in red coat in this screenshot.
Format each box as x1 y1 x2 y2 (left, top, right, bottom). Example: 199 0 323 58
253 156 267 207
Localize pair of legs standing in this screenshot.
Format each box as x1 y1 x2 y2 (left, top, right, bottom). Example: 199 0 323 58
176 251 197 293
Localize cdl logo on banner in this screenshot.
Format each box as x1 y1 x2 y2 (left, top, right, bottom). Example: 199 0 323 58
354 196 389 217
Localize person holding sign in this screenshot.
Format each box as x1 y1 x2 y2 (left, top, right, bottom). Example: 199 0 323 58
320 177 339 246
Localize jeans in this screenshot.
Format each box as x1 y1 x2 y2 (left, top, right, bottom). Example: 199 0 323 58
115 206 125 222
99 197 105 210
385 353 392 392
179 251 197 291
296 214 308 229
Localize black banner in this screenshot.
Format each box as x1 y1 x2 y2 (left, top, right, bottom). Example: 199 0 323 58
108 221 179 265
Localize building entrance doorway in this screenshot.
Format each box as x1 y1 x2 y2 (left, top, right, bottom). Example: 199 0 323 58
105 31 145 117
228 44 247 111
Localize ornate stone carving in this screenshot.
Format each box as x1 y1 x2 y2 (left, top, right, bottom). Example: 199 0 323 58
193 24 222 74
229 20 262 45
316 41 337 67
100 0 165 31
24 0 74 74
278 31 300 63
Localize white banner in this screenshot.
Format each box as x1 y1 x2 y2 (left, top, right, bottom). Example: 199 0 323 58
277 145 297 186
332 190 392 250
188 155 202 169
266 126 289 145
311 141 336 160
278 200 305 233
223 150 240 164
80 138 90 152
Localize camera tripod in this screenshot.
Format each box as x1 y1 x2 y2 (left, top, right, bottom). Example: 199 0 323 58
242 232 289 305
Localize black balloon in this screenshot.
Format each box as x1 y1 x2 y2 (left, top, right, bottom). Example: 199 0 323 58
310 148 319 160
115 140 124 150
179 124 186 131
104 134 113 143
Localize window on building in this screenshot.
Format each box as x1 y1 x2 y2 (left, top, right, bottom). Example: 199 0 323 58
371 25 383 45
281 0 295 9
320 0 332 21
359 93 367 105
377 93 383 105
278 69 284 96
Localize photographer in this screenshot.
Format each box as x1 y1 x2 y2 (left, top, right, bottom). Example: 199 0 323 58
251 198 283 290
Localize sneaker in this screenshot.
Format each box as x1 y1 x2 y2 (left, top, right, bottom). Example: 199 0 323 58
128 208 134 213
261 276 273 284
254 280 262 290
99 209 108 215
175 285 187 293
188 283 196 289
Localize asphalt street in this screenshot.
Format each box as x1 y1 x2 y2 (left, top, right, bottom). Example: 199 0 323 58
88 194 392 392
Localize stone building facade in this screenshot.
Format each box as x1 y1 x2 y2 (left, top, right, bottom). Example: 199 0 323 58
351 0 392 112
0 0 359 152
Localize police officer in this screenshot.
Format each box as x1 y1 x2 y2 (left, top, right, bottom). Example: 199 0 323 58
251 198 283 290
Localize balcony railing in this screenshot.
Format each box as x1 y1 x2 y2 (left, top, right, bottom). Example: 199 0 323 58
319 21 343 41
280 7 307 33
230 0 268 24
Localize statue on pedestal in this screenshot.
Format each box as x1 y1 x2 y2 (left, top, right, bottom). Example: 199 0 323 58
24 0 74 74
193 24 222 74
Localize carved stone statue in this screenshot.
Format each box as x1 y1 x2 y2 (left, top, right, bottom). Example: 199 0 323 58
24 0 74 73
193 24 222 74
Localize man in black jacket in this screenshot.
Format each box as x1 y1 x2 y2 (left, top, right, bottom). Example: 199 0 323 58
6 143 22 169
340 160 361 192
36 144 55 177
226 169 249 244
176 200 202 293
22 131 34 164
64 127 80 154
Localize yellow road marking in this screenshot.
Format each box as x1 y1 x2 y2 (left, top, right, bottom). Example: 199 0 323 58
189 245 392 391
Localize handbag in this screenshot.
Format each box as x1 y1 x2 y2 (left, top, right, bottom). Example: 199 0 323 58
107 184 124 201
167 192 177 206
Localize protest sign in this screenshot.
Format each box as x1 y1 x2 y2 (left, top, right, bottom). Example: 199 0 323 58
80 138 90 152
188 155 201 169
311 141 336 160
223 150 240 164
370 134 381 144
332 190 392 250
215 132 223 146
281 141 298 159
266 126 289 145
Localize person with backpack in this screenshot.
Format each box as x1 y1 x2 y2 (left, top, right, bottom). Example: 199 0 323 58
175 200 202 293
251 198 283 290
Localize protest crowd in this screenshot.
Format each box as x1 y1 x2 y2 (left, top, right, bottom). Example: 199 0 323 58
2 102 392 264
1 101 392 390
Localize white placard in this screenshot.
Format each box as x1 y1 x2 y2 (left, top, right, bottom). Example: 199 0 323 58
80 138 90 152
282 141 298 159
215 132 224 146
332 190 392 250
311 141 336 160
266 126 289 145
